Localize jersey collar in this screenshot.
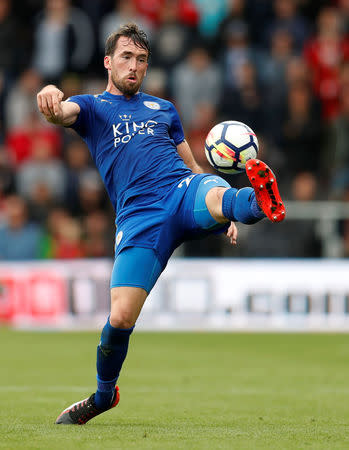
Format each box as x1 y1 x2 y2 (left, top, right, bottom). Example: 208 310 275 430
103 91 143 103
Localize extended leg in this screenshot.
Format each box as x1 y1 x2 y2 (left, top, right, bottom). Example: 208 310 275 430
192 175 262 230
205 186 265 225
205 160 285 225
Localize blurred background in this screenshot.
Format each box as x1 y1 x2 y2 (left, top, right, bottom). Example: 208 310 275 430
2 0 349 261
1 0 349 329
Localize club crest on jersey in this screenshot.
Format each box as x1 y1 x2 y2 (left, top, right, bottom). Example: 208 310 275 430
143 101 160 110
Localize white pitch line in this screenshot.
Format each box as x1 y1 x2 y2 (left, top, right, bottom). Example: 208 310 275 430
0 386 91 393
1 385 349 395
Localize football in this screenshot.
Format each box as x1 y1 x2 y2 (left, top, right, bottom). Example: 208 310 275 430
205 120 259 174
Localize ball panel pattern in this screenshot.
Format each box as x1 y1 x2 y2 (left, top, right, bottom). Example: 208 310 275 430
205 121 259 174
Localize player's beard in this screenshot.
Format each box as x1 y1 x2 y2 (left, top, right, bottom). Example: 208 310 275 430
111 73 142 97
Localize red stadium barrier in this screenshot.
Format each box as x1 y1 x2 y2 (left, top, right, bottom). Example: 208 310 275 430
0 270 67 325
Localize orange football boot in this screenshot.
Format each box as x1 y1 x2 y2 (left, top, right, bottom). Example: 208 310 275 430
245 159 286 223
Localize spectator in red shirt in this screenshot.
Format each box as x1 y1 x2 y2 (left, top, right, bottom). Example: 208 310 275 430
5 111 61 165
304 6 349 120
133 0 198 27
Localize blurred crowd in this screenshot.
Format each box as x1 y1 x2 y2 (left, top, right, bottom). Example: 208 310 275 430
1 0 349 260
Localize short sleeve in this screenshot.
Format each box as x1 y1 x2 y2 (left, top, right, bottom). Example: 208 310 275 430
66 95 95 139
168 102 185 145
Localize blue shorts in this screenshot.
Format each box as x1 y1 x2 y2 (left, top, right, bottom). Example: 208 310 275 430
193 175 230 230
110 247 162 293
111 174 230 293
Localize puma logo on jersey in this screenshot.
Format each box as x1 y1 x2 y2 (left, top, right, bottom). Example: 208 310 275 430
204 178 219 184
94 95 113 105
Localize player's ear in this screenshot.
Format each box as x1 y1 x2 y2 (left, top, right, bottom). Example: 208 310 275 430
104 56 111 70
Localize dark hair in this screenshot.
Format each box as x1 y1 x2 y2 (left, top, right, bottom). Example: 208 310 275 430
105 23 151 58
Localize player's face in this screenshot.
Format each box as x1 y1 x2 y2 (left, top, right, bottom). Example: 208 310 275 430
104 36 148 97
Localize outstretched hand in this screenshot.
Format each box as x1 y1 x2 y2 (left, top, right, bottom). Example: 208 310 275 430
226 221 238 245
37 85 65 123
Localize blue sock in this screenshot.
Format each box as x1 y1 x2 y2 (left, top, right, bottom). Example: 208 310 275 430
94 318 134 410
250 193 265 219
222 187 265 224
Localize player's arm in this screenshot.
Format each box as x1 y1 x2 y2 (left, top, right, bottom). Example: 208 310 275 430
37 85 80 127
177 140 205 174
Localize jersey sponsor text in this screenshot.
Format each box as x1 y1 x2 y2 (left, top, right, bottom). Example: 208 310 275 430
112 120 158 146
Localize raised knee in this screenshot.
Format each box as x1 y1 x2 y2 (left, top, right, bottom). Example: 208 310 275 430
206 186 226 205
205 187 229 223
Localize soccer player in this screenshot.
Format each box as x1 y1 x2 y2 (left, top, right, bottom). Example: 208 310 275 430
37 23 285 425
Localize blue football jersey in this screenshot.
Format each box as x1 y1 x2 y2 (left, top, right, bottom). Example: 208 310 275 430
67 91 192 219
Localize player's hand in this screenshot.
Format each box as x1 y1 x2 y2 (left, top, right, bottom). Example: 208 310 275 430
37 85 65 123
226 221 238 245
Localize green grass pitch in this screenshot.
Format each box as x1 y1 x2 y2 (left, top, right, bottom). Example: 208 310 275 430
1 329 349 449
